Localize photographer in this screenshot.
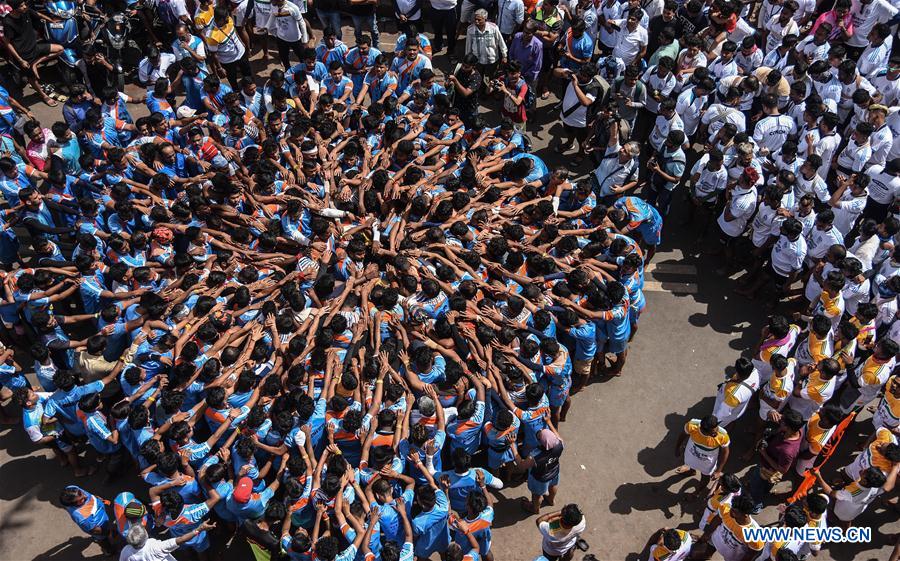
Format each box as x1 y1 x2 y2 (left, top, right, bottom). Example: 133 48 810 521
610 65 646 136
558 63 608 165
589 118 640 203
746 408 805 513
497 61 529 131
644 129 686 217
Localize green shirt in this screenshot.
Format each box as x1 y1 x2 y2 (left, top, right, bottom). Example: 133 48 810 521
648 40 680 68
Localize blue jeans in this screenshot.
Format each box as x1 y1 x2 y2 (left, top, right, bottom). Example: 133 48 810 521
316 9 343 38
350 13 379 49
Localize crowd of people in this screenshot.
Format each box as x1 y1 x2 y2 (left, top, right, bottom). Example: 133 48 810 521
0 0 900 559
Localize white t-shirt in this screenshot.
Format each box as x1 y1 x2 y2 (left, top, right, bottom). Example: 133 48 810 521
610 21 648 65
539 518 587 556
806 225 844 261
718 186 757 237
753 114 796 154
649 113 684 151
119 538 179 561
137 53 176 84
701 104 746 140
846 0 898 48
267 1 306 42
870 124 894 167
764 14 799 53
560 80 598 128
867 164 900 204
888 110 900 160
690 155 728 202
859 38 893 79
750 202 784 247
641 67 676 113
813 132 841 179
833 193 868 236
871 73 900 108
771 234 808 276
836 139 872 173
675 87 707 136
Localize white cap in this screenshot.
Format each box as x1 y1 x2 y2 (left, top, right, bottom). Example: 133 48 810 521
176 106 197 118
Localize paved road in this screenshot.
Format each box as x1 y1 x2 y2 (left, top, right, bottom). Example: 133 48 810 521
1 23 898 561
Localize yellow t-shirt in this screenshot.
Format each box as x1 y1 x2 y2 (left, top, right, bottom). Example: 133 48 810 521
685 419 731 451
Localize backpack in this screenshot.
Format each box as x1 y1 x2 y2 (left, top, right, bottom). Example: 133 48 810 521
156 0 180 28
584 76 610 124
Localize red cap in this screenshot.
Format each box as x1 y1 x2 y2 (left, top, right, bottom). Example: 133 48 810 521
233 477 253 503
742 166 759 184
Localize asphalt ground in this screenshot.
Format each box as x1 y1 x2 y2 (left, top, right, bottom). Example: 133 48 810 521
0 20 898 561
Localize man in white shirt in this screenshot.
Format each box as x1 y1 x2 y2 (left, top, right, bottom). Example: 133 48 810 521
858 24 893 79
717 166 759 269
597 0 624 52
648 98 683 153
171 24 209 73
753 93 796 156
769 218 808 293
685 148 728 238
559 62 605 160
699 87 746 142
707 41 738 83
805 209 844 266
808 112 842 180
835 122 874 177
537 505 587 560
829 173 869 235
610 9 648 65
762 0 799 54
267 0 308 70
844 0 897 58
737 217 807 298
137 47 176 86
868 105 894 168
497 0 525 41
796 24 831 63
871 59 900 107
592 120 640 200
863 159 900 222
641 56 676 115
794 155 829 206
120 521 215 561
676 77 714 138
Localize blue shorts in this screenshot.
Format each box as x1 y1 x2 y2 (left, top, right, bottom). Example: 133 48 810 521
546 384 570 408
528 472 560 496
628 306 642 326
597 336 628 354
637 221 662 246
